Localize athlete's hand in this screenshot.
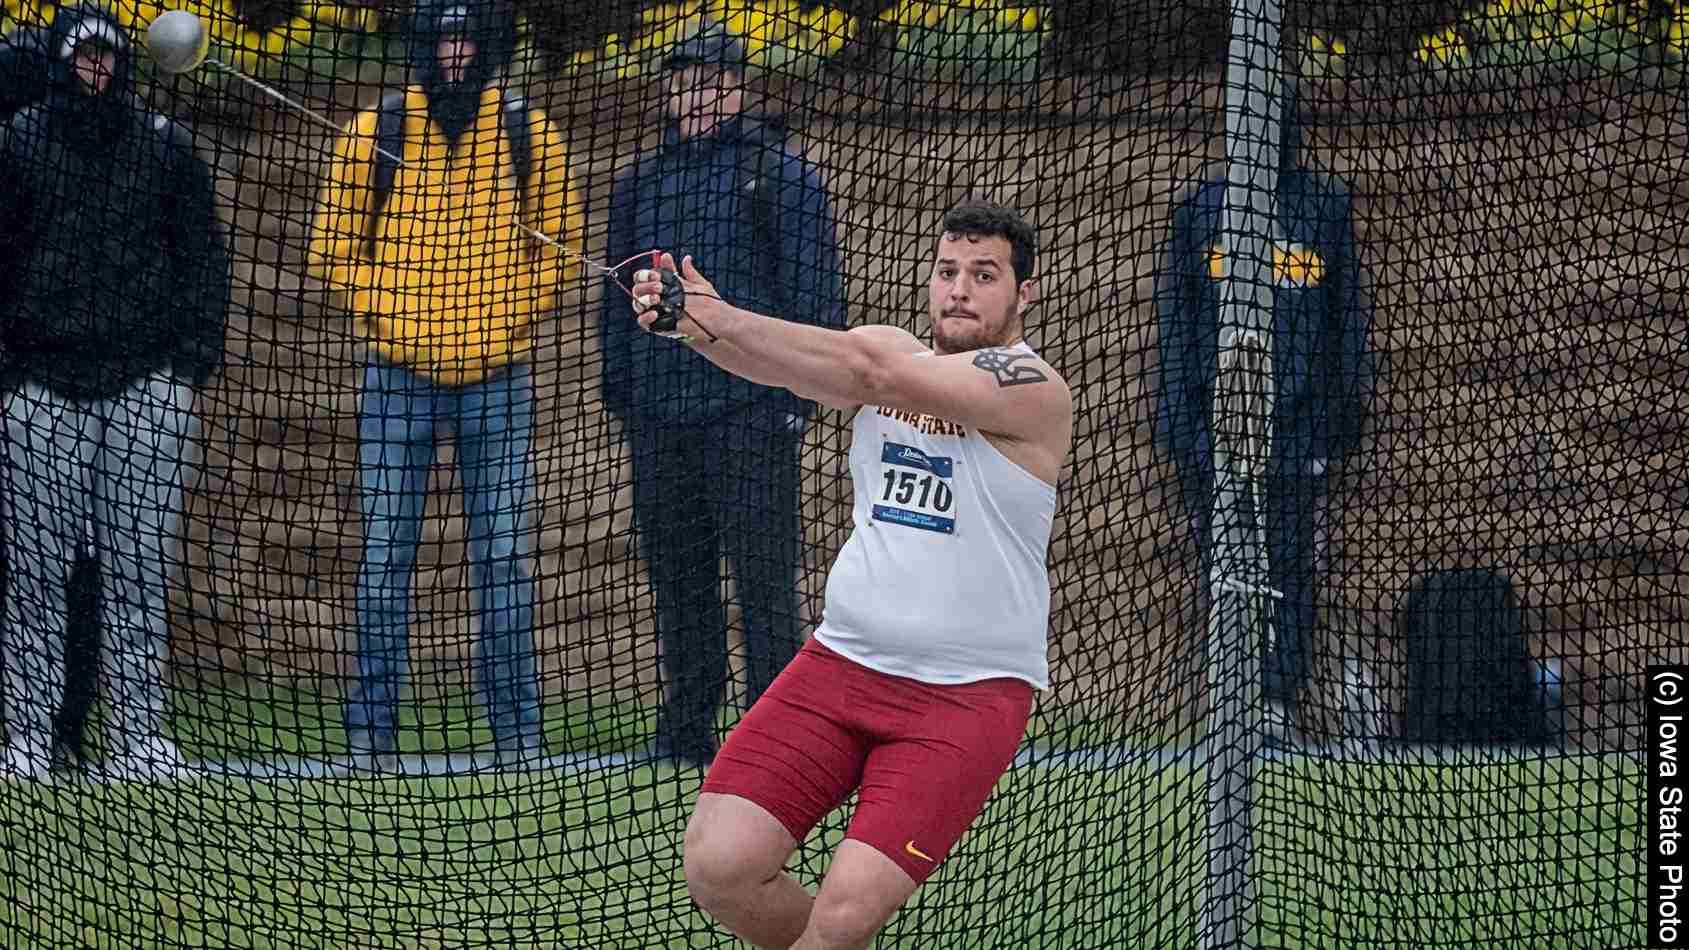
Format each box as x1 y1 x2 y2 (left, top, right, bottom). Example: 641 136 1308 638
632 252 725 341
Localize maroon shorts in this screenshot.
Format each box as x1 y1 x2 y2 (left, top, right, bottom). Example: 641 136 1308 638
700 637 1034 884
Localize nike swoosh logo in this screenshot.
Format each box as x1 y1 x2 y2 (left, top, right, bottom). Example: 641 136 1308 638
904 840 934 862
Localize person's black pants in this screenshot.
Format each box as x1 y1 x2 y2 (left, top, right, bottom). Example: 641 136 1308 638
629 406 802 750
1185 470 1323 706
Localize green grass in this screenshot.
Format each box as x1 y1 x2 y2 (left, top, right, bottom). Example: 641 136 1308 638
0 734 1644 949
0 768 710 949
1253 756 1644 949
159 677 651 761
154 680 1159 764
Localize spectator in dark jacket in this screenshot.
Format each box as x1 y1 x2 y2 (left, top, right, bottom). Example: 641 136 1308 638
0 2 228 780
1 22 50 117
598 23 845 767
1154 81 1372 738
5 20 105 771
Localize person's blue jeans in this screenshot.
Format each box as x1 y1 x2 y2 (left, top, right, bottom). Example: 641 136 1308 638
345 360 541 753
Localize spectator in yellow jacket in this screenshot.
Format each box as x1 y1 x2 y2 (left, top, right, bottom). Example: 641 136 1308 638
307 0 581 772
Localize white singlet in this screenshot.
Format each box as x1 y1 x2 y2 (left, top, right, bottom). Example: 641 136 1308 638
812 345 1059 690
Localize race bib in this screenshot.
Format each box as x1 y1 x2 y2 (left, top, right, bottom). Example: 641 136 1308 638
872 441 957 534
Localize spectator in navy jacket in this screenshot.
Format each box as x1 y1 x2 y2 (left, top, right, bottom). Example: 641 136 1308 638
1154 80 1373 740
598 22 845 768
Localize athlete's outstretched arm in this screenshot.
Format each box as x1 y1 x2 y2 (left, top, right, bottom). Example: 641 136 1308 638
631 253 1070 441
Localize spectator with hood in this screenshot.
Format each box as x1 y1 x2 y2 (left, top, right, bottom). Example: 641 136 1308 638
1154 74 1374 744
309 0 582 772
597 21 845 768
1 20 49 117
0 1 228 780
4 9 118 781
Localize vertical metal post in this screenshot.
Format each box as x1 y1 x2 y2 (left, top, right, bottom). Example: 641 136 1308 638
1200 1 1282 948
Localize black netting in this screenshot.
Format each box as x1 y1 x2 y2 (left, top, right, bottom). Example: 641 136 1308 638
0 0 1663 947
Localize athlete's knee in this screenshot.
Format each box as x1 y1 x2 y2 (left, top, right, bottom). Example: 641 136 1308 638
683 819 764 911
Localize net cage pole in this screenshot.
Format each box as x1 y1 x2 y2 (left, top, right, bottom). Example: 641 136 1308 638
1200 0 1284 947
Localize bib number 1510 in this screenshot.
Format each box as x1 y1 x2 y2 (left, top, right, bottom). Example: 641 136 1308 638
872 442 958 534
881 468 953 512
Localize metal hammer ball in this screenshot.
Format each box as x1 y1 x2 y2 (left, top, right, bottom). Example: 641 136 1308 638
146 10 210 74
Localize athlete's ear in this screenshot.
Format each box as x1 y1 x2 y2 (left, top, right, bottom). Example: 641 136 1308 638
1017 277 1038 317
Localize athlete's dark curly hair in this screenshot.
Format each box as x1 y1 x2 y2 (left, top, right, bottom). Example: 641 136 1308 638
941 199 1038 284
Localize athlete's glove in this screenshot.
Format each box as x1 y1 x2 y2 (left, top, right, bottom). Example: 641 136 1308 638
645 266 688 336
619 252 690 337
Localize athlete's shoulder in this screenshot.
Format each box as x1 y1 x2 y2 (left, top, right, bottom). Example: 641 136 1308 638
969 345 1071 397
967 345 1072 476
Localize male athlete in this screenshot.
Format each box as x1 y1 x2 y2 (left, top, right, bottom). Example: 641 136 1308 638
630 199 1071 950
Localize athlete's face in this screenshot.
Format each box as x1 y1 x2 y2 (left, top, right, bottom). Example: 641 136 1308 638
927 233 1032 355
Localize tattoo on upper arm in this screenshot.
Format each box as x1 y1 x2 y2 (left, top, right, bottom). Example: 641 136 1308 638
972 348 1049 388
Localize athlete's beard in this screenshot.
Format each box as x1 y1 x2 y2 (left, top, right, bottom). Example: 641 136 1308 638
931 298 1021 355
